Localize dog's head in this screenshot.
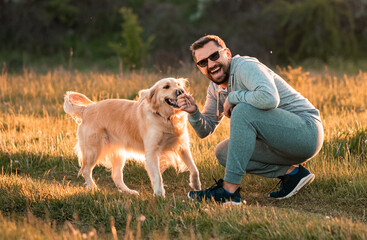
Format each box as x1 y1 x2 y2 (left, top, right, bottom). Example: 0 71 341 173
139 78 188 117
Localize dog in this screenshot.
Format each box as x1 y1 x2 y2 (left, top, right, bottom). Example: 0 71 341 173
63 77 201 197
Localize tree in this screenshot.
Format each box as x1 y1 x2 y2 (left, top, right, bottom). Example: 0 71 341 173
109 7 154 69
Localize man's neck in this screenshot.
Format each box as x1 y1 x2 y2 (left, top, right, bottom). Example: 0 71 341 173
219 80 229 89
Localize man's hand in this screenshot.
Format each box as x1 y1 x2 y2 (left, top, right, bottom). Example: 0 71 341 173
177 93 197 114
223 97 234 118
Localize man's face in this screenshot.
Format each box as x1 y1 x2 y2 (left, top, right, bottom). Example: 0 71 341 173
194 41 232 86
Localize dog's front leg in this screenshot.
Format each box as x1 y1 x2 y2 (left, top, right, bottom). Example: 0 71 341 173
145 148 165 197
179 146 201 191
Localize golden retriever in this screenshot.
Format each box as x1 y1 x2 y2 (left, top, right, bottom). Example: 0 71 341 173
64 77 201 197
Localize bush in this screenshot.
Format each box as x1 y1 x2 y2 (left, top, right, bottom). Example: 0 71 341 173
263 0 357 62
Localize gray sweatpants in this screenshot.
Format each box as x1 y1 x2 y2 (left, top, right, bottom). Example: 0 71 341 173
215 103 324 184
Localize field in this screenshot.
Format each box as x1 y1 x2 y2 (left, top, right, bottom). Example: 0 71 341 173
0 65 367 239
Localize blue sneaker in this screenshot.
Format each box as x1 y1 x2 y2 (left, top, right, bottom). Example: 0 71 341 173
188 178 243 205
269 165 315 199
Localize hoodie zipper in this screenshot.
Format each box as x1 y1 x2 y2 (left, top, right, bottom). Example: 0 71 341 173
216 74 234 117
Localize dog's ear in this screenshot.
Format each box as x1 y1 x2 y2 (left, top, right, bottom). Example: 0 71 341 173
148 87 158 105
147 86 160 110
177 78 188 89
138 89 149 100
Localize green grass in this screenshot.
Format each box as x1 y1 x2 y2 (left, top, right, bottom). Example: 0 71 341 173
0 66 367 239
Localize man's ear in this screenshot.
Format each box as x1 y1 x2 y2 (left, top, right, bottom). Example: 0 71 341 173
225 48 232 59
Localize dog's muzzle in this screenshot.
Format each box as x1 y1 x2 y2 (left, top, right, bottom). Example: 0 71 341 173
176 89 184 97
165 88 185 109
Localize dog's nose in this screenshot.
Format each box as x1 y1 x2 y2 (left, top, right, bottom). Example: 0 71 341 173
176 89 184 96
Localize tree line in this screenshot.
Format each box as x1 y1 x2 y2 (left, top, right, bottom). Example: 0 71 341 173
1 0 366 70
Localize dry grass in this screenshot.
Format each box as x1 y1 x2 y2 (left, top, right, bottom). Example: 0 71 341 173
0 65 367 239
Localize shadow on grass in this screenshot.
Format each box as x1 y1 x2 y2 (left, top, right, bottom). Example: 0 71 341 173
241 173 367 223
0 150 158 189
1 170 367 239
0 150 183 235
1 147 367 239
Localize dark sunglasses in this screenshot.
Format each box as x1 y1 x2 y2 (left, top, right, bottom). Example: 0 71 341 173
196 48 226 67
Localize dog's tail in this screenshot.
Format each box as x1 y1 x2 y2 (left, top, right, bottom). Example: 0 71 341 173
64 91 94 121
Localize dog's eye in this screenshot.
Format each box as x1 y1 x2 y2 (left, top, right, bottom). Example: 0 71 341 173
163 85 170 89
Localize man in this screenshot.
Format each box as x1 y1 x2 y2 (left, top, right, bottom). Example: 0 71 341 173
177 35 324 205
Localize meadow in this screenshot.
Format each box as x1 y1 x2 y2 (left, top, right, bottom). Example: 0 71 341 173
0 65 367 239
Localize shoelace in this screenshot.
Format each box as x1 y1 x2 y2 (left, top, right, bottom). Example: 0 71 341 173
272 175 289 193
205 177 223 193
207 177 243 194
194 177 223 198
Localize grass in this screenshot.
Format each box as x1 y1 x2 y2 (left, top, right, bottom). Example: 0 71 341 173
0 64 367 239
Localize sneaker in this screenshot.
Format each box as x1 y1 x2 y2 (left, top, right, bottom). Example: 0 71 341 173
187 178 243 205
269 165 315 199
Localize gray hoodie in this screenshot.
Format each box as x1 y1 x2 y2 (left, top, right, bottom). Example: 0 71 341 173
188 55 321 138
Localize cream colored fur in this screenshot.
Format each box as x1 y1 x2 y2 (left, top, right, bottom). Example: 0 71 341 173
64 78 201 197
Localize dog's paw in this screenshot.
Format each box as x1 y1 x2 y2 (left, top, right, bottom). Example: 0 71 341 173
189 179 201 191
153 189 166 198
119 189 140 195
190 173 201 190
129 190 140 195
85 183 99 191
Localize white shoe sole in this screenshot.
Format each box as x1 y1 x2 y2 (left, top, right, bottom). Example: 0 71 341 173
223 201 244 206
270 173 315 200
187 192 244 205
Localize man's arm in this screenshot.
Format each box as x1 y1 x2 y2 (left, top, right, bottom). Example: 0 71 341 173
178 85 223 138
228 61 280 110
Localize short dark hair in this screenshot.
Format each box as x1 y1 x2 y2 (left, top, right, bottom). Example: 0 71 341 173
190 35 227 59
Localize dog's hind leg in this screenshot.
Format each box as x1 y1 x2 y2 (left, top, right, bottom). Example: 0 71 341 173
110 153 139 195
80 150 98 189
179 146 201 191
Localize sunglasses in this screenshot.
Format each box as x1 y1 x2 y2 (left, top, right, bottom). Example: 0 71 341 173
196 48 226 68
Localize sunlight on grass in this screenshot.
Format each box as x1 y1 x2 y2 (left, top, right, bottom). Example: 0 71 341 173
0 66 367 238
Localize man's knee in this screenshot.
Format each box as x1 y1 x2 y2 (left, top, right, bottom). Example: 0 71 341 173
231 103 257 120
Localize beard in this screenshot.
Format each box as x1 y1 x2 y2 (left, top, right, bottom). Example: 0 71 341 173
209 72 229 85
205 62 230 86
